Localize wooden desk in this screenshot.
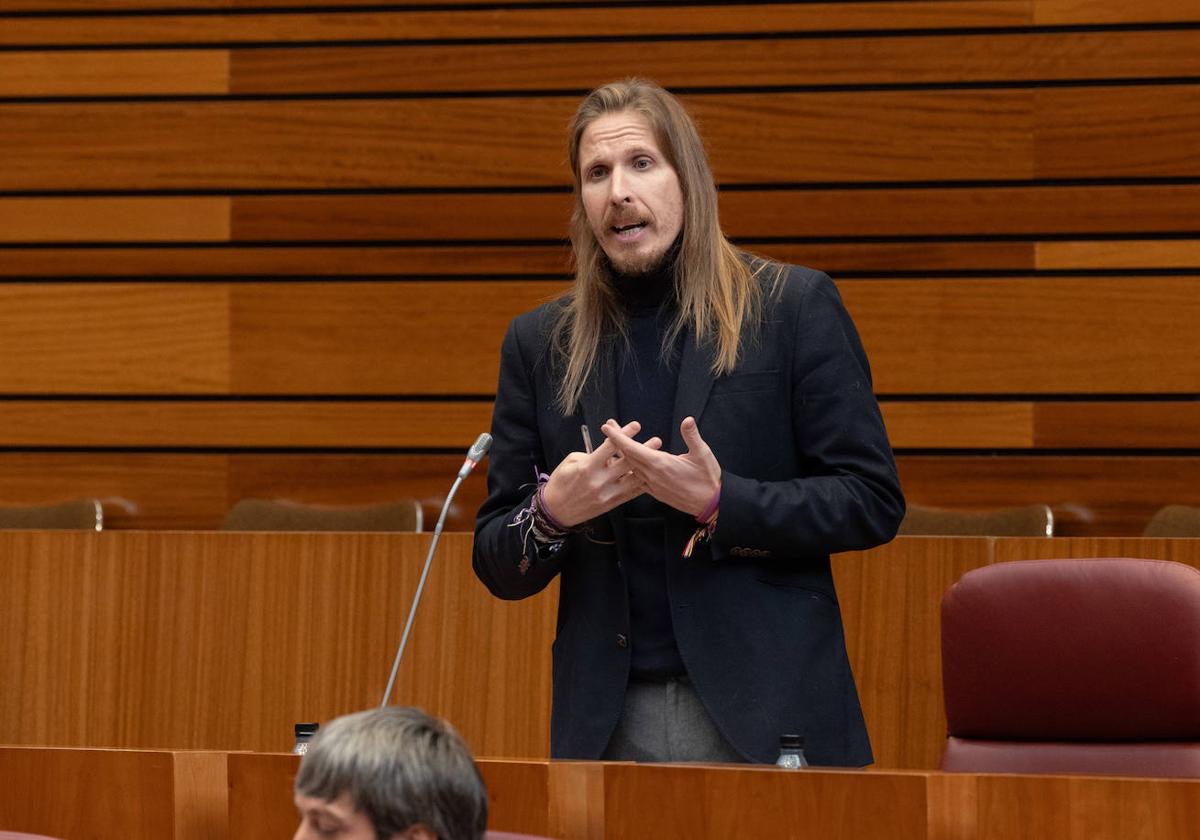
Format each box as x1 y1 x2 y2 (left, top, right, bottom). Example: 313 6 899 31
0 532 1195 768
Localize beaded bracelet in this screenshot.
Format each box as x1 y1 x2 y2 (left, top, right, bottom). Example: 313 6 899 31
682 485 721 558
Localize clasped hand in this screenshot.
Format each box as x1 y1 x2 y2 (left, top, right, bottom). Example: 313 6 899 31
541 416 721 526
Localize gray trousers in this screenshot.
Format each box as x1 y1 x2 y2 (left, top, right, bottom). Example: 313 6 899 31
601 676 747 763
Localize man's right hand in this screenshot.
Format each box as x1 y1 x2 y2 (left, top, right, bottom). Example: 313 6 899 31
541 419 661 527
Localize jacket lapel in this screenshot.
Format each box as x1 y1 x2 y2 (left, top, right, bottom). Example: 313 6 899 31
579 336 619 444
669 326 717 454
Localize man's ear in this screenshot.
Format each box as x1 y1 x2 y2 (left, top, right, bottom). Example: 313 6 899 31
393 824 437 840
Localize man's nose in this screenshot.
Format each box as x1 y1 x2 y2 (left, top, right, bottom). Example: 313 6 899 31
608 169 632 204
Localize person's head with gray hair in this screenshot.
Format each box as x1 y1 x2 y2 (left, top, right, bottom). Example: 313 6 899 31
293 706 488 840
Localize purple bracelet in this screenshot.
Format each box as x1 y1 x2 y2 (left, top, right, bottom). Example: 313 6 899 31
696 485 721 523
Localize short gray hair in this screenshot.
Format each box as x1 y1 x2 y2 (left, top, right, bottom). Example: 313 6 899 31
294 706 488 840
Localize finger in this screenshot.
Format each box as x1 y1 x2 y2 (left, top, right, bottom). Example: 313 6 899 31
591 419 640 462
601 420 659 469
680 416 710 455
643 436 663 451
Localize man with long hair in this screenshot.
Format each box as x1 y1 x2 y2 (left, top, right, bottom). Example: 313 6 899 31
473 79 904 765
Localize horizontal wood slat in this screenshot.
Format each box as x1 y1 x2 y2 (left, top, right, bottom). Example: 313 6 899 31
0 50 228 96
0 283 230 393
845 277 1200 394
2 88 1194 189
0 278 1195 395
2 453 1199 535
3 186 1197 245
0 3 1032 47
227 31 1200 95
0 197 229 242
229 185 1200 241
0 242 1053 277
899 455 1200 536
1036 240 1200 270
0 400 1195 450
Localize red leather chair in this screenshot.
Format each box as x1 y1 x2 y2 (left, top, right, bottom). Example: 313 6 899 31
940 558 1200 777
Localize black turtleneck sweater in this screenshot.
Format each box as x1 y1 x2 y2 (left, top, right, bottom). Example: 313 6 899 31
610 260 687 679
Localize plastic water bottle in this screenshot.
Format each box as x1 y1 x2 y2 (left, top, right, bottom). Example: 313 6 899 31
293 722 319 755
775 733 809 769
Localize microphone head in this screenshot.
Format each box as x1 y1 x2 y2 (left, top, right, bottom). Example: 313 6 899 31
467 433 493 462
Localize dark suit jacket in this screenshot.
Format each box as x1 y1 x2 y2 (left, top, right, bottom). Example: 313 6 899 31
473 265 905 765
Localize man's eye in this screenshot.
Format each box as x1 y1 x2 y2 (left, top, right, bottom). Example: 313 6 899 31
587 166 607 180
634 158 652 169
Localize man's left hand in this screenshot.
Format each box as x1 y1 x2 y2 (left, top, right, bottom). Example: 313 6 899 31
601 416 721 518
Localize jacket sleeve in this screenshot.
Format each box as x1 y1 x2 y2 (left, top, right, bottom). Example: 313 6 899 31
472 316 570 600
711 271 905 559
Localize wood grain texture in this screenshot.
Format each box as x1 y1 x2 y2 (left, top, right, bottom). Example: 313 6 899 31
0 748 184 835
0 197 229 243
898 456 1200 537
603 763 932 840
845 277 1200 394
230 185 1200 241
228 280 561 394
0 241 1039 277
229 31 1200 94
0 283 229 393
0 3 1031 46
0 453 228 530
1037 85 1200 178
881 402 1035 449
1034 402 1200 448
1037 240 1200 270
0 49 228 96
992 536 1200 568
172 751 228 840
835 538 993 770
971 774 1200 840
228 454 486 534
0 531 558 758
13 399 1186 450
0 400 494 448
0 91 1032 189
227 753 299 840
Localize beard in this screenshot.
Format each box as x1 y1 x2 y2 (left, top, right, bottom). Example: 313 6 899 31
601 231 683 281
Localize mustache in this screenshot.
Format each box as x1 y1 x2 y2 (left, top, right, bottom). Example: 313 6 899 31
604 212 647 229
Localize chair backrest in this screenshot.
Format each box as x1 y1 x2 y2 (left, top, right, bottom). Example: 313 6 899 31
940 558 1200 777
899 503 1053 537
0 499 103 531
221 498 423 532
1143 504 1200 537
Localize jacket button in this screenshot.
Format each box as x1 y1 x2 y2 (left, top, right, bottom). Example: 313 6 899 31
616 634 628 648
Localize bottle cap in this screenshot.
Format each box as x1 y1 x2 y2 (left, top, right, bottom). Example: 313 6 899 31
779 733 805 750
295 722 320 739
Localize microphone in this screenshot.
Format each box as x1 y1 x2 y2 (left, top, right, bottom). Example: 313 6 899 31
380 433 492 707
457 432 493 479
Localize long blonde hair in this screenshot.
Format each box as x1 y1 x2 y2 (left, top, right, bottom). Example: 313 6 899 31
552 78 775 414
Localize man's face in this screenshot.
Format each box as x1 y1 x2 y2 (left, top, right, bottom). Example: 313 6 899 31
578 110 684 276
294 792 377 840
293 792 436 840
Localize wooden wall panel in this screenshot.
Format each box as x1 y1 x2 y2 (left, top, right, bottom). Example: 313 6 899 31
0 531 558 760
1037 86 1200 178
0 197 229 242
898 456 1200 537
228 281 559 394
0 3 1032 46
5 399 1193 451
0 49 228 96
0 747 224 840
0 92 1031 189
229 185 1200 242
229 31 1200 94
845 277 1200 394
0 283 230 393
0 453 228 530
0 400 493 448
0 241 1043 277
